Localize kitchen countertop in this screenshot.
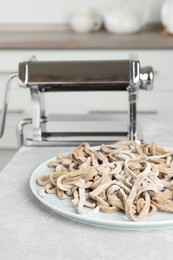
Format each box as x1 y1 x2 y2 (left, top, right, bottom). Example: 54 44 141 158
0 24 173 50
1 113 173 259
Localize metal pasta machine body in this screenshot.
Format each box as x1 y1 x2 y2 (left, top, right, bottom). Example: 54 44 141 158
0 56 154 147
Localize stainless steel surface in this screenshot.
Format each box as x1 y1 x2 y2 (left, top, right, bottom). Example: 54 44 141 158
128 86 137 140
140 66 154 90
16 118 32 147
20 113 143 147
16 57 154 146
0 56 154 146
18 59 153 92
0 73 17 138
18 60 131 90
30 87 46 142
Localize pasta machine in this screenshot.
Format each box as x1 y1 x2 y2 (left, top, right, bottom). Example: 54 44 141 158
0 55 154 147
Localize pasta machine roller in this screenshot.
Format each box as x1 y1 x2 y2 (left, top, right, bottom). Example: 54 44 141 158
0 55 154 147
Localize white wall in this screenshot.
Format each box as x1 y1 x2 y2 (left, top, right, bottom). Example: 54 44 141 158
0 0 165 25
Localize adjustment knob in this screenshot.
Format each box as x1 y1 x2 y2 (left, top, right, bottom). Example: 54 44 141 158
140 66 154 90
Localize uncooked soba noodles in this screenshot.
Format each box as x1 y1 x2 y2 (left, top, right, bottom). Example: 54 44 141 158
37 141 173 222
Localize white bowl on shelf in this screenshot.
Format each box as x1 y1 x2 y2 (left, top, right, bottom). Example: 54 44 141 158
161 0 173 33
103 1 149 34
69 7 102 34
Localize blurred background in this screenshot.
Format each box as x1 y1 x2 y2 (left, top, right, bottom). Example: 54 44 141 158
0 0 164 24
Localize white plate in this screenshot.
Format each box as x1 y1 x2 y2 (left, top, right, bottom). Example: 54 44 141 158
30 152 173 230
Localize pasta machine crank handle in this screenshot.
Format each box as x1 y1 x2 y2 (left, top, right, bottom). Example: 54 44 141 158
0 73 17 138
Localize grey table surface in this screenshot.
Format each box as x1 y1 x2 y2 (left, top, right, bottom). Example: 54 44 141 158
0 114 173 260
